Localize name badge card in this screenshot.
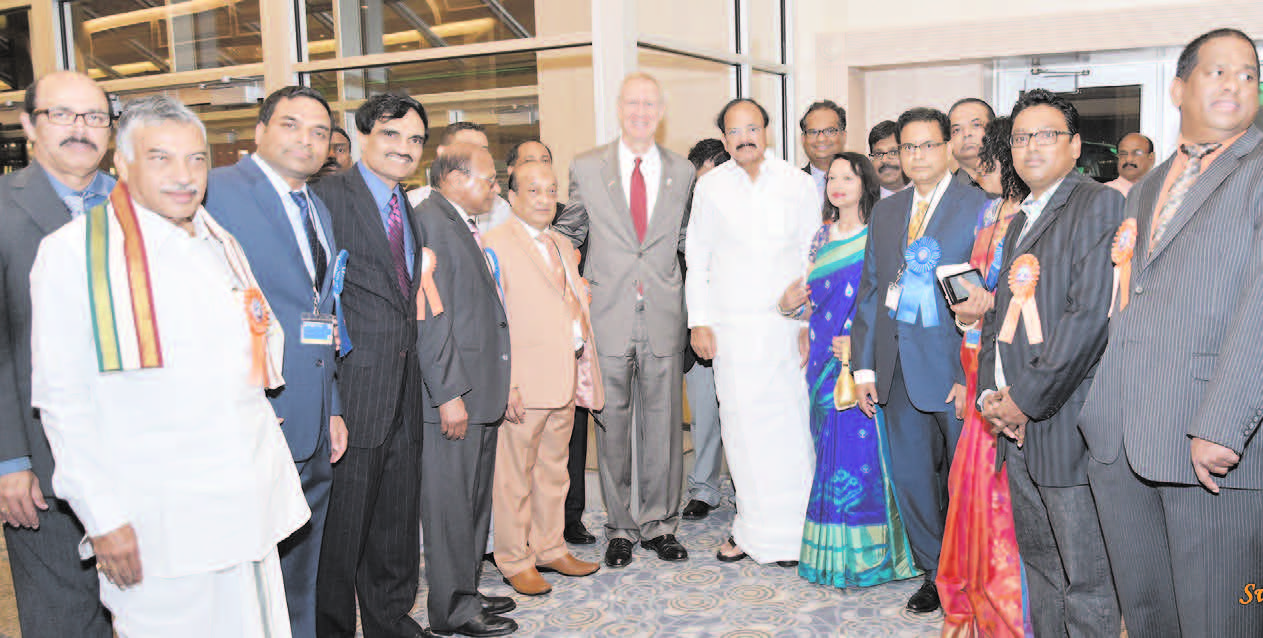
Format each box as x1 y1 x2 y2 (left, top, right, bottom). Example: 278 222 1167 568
301 313 336 345
885 284 902 311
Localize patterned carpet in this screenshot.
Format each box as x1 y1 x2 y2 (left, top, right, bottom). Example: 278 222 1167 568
405 476 943 638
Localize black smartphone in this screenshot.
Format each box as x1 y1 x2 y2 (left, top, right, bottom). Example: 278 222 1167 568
939 268 983 305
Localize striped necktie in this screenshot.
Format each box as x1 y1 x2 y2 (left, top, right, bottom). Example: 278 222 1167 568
290 191 327 284
386 193 410 297
1151 142 1220 248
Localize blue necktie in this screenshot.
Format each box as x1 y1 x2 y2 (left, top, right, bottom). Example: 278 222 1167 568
291 191 327 285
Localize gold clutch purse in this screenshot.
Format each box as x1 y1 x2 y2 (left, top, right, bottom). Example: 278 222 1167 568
833 339 857 411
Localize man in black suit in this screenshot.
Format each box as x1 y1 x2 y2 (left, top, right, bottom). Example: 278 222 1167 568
973 89 1122 637
415 144 515 637
948 98 994 189
799 100 846 194
0 70 114 638
312 93 429 638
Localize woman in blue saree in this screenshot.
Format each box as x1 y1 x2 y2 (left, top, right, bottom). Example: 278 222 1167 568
794 152 918 588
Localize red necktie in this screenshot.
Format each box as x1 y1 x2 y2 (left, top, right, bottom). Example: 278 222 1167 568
386 193 410 297
630 157 647 243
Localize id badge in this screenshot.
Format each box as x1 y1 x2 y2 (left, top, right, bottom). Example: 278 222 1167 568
300 313 337 345
885 284 903 311
964 328 981 350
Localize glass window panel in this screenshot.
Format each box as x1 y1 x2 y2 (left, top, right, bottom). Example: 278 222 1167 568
638 0 732 53
746 0 784 63
0 8 34 93
307 51 537 102
750 69 787 158
637 49 735 157
109 80 265 170
0 119 30 174
68 0 263 79
303 0 535 60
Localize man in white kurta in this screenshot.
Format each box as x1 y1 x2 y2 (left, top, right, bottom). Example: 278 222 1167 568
686 99 821 563
29 95 309 637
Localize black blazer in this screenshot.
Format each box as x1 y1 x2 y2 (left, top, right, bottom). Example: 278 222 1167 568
979 172 1125 487
414 191 510 426
0 162 75 495
312 166 424 448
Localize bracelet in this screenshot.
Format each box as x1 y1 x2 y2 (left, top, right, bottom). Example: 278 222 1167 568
954 318 978 332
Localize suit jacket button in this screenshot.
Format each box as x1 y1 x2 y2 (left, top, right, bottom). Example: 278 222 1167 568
1134 285 1144 294
501 354 509 361
499 321 507 328
400 350 408 358
316 359 325 367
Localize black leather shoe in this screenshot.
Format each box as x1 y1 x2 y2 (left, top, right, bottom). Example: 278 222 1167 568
640 534 688 561
478 592 516 615
776 560 799 568
906 579 941 613
681 499 715 520
605 538 634 568
429 611 518 637
563 520 596 545
482 552 496 564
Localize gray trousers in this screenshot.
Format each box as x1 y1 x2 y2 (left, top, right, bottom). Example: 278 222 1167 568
4 497 112 637
1089 455 1263 638
1006 446 1119 638
594 311 683 542
685 361 723 506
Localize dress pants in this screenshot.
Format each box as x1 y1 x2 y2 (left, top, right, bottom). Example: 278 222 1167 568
593 311 684 542
1089 455 1263 638
565 407 589 527
493 402 576 577
685 361 724 507
1006 445 1118 638
881 360 963 573
4 497 113 637
278 426 332 638
315 399 423 638
421 421 499 632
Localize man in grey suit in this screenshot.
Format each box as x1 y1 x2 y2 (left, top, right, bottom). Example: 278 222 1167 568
414 145 515 638
205 86 347 638
973 90 1122 637
0 70 114 637
555 72 697 568
1080 28 1263 637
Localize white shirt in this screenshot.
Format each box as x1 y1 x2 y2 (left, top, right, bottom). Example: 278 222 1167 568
880 182 910 199
407 184 510 234
686 151 822 327
29 202 309 578
618 138 661 224
251 153 330 282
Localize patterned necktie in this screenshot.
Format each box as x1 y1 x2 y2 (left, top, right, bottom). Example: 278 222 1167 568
290 191 327 285
62 193 86 218
539 234 565 289
467 218 484 250
630 157 648 243
1151 142 1221 248
907 200 930 245
386 193 411 297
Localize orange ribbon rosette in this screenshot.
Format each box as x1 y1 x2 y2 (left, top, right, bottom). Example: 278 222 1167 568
998 254 1043 344
1109 218 1137 317
416 247 444 320
243 288 269 386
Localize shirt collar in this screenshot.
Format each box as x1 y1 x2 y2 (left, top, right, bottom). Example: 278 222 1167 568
618 138 660 169
251 153 308 200
515 215 546 240
131 197 212 248
41 166 116 202
1020 175 1067 219
356 161 402 212
912 172 953 205
444 194 477 229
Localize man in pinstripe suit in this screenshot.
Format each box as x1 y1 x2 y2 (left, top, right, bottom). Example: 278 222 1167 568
976 90 1122 637
1080 28 1263 637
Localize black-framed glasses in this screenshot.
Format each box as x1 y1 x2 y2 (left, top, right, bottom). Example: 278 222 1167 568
32 108 112 128
869 149 899 161
899 140 947 155
1010 130 1072 147
804 127 842 139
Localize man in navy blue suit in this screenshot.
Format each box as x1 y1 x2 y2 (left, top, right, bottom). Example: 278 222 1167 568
850 107 988 614
205 85 346 638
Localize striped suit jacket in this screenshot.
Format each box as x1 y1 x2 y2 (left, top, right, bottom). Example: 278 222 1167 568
978 172 1125 487
1080 125 1263 489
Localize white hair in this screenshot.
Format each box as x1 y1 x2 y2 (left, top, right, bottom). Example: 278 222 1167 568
115 94 207 161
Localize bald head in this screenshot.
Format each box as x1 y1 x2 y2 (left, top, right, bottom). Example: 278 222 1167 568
433 142 500 216
20 71 111 191
1117 132 1155 183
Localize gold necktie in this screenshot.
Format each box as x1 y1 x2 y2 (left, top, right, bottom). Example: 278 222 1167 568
907 201 930 245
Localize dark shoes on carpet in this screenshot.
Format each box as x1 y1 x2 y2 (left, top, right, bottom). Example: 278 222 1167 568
715 536 748 563
681 499 715 520
478 592 516 614
776 561 799 568
563 520 596 545
641 534 689 561
906 578 941 613
604 538 634 567
427 610 518 637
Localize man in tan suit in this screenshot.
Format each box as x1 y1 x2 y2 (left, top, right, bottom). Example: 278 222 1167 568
486 163 603 596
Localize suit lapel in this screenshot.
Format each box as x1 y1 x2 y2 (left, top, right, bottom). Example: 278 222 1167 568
1011 174 1080 257
1144 127 1262 266
432 192 502 300
643 147 681 247
239 158 316 287
599 143 639 245
12 162 73 235
310 193 339 300
509 219 566 295
1132 158 1171 262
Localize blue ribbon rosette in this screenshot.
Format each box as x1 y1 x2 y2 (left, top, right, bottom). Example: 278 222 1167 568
896 236 941 327
331 249 352 354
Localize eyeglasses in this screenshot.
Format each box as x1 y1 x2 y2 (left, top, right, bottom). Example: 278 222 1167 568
869 149 899 161
898 140 947 155
33 108 112 128
1116 149 1151 159
804 127 842 139
725 125 764 137
1010 130 1072 147
461 169 497 187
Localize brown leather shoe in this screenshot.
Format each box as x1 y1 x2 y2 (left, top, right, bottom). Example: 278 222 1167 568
502 567 552 596
537 553 601 577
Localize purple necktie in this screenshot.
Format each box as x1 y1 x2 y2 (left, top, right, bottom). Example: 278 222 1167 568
387 193 410 297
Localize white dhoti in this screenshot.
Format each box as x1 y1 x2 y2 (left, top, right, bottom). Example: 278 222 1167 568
100 547 291 638
713 316 815 563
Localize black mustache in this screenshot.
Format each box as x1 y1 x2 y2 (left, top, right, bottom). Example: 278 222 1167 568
61 137 97 150
388 152 413 162
1122 162 1138 169
878 163 899 172
737 143 756 151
